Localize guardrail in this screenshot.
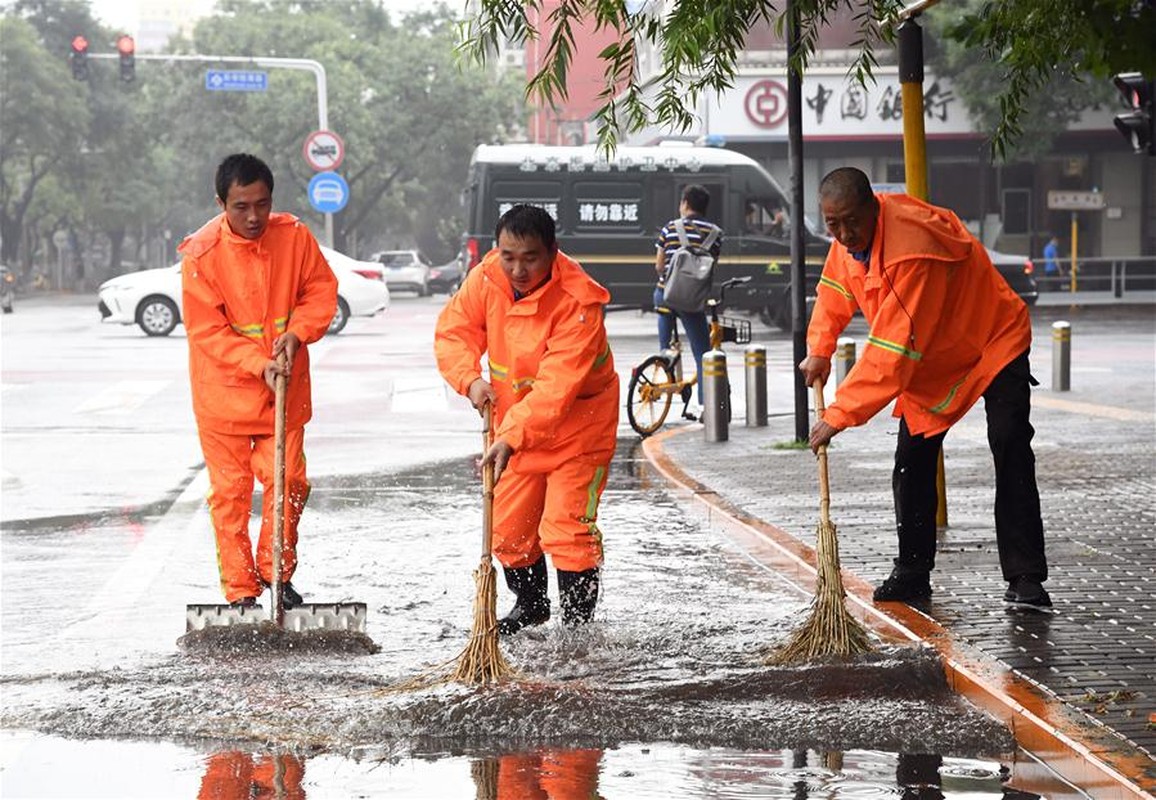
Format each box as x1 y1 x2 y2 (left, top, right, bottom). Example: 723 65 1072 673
1036 256 1156 296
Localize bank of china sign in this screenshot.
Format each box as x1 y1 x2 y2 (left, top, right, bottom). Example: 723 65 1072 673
710 69 1115 139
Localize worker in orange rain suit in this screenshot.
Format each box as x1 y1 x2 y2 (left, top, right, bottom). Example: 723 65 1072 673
799 167 1049 610
180 153 337 607
491 749 602 800
435 204 619 634
197 751 305 800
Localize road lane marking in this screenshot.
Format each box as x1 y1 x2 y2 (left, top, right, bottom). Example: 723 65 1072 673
72 380 170 415
389 377 451 413
1032 395 1152 422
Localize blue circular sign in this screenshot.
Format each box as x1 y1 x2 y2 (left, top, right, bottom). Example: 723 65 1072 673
307 171 349 213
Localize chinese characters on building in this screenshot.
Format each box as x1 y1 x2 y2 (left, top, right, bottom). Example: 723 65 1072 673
803 79 956 125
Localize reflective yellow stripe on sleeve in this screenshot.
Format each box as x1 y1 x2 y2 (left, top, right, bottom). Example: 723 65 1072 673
866 334 922 361
818 275 853 299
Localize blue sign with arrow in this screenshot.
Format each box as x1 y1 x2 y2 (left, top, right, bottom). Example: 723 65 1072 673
205 70 268 92
308 171 349 214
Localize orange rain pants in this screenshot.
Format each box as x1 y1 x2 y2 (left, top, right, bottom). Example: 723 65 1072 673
496 749 602 800
197 751 305 800
198 426 309 603
494 455 609 573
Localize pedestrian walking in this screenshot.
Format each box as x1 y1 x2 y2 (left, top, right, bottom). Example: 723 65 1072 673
180 153 338 608
1042 235 1065 290
798 167 1050 609
435 204 620 634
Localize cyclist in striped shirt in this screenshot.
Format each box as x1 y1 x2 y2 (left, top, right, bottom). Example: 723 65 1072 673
654 184 724 418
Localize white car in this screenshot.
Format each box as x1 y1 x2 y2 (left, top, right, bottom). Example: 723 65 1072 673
370 249 432 296
97 246 389 337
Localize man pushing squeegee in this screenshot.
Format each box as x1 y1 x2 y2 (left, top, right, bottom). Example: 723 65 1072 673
180 153 366 634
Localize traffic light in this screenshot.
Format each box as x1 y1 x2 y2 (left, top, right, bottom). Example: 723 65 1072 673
1113 72 1155 156
70 35 88 81
116 35 135 82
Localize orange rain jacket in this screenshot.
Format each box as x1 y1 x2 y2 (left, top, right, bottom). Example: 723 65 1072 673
435 248 619 472
808 192 1031 437
179 213 337 434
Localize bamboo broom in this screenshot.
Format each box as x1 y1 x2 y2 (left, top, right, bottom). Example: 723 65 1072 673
448 401 517 684
771 379 872 664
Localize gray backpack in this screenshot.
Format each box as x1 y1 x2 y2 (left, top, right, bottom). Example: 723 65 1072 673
662 218 721 313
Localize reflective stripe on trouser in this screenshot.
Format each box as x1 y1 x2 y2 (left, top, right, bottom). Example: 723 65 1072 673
198 426 310 602
492 456 610 573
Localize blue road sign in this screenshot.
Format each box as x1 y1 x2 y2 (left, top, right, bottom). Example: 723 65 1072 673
308 171 349 214
205 70 268 92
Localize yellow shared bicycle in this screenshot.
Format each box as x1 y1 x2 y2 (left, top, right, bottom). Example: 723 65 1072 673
627 277 752 437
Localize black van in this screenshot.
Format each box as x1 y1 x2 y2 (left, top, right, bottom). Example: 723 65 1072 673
461 143 830 328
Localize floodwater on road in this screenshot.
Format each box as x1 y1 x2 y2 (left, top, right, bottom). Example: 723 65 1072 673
0 441 1084 798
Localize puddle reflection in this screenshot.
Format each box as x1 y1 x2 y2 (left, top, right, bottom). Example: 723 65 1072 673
198 752 305 800
471 749 602 800
186 746 1048 800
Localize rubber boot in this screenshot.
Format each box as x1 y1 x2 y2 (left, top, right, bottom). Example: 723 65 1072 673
497 557 551 635
557 567 600 626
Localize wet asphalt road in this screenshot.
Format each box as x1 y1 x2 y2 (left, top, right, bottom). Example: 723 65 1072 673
0 293 1104 797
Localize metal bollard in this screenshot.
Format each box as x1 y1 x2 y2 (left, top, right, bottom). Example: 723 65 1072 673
1052 320 1071 391
702 349 728 442
744 345 767 427
835 337 857 385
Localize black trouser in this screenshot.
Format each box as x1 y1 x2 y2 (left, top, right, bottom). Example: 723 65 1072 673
892 350 1047 583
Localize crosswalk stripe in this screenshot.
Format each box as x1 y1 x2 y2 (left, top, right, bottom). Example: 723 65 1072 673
72 380 171 415
389 377 454 413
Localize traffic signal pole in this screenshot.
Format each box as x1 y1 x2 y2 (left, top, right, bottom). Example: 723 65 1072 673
76 53 334 246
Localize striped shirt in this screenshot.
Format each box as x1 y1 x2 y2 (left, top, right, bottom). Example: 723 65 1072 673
655 215 724 287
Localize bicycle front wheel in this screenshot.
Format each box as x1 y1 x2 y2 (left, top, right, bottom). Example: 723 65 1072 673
627 355 675 437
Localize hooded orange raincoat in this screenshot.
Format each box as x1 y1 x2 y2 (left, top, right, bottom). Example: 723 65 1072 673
808 193 1031 437
180 213 337 601
435 249 619 572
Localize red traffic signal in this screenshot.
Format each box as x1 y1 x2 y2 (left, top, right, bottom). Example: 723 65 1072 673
70 35 89 81
116 34 135 82
1113 72 1155 156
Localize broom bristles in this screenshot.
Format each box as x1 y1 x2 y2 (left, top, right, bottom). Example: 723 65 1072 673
448 556 517 685
769 519 873 664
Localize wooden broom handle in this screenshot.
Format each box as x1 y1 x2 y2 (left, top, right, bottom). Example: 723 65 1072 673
813 380 832 526
271 351 288 626
481 402 494 558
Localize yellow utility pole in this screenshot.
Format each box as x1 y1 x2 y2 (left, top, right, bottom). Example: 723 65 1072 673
896 3 949 528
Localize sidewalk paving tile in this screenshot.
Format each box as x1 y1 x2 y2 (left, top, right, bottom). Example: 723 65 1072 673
654 385 1155 769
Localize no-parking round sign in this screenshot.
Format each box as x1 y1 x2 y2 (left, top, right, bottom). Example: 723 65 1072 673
303 130 345 171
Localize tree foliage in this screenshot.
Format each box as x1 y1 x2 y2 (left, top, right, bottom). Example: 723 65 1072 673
922 3 1117 162
463 0 1156 155
0 0 520 282
0 12 90 268
941 0 1155 159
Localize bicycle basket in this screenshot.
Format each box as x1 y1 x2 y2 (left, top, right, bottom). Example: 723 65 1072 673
720 316 752 345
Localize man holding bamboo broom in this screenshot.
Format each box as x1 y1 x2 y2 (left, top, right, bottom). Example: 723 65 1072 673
799 167 1050 611
435 204 620 634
